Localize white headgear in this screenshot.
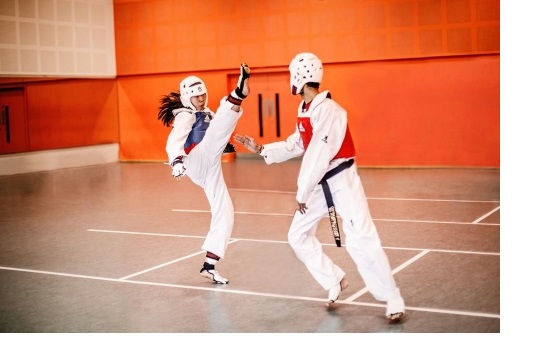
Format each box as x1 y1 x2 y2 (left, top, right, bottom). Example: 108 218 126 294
289 52 323 95
180 76 208 110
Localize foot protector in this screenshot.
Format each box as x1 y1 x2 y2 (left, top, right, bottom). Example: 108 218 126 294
326 278 349 307
386 312 405 324
385 296 405 323
200 268 229 284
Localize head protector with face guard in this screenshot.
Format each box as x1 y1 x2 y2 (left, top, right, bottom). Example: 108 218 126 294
180 76 208 110
289 52 323 95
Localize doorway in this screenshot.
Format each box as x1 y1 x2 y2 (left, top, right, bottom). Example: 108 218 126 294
0 87 28 154
229 72 300 145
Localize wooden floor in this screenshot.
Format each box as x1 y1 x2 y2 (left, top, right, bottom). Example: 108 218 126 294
0 158 500 338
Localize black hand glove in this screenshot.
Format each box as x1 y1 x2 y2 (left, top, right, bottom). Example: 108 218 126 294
235 63 251 99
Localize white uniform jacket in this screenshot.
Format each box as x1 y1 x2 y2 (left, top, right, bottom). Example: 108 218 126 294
260 90 354 203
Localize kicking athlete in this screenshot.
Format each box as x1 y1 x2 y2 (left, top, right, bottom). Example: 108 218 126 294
158 63 251 284
234 53 405 323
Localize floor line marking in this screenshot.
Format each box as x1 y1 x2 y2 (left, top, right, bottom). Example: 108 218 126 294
345 250 430 302
86 229 500 256
171 209 500 226
171 210 296 217
118 252 204 281
87 229 207 239
0 265 499 320
230 189 500 203
473 206 501 224
118 240 240 280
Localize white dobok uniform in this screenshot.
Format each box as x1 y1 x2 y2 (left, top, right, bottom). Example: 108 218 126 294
259 90 404 307
166 97 242 259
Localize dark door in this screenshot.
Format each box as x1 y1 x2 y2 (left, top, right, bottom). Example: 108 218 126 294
0 88 29 154
230 72 301 145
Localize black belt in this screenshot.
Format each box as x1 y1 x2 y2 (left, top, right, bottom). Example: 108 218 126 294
318 159 354 247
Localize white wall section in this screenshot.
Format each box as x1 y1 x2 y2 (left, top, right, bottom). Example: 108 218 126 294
0 0 116 77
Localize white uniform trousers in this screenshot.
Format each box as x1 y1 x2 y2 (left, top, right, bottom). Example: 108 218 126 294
288 164 402 302
183 100 242 259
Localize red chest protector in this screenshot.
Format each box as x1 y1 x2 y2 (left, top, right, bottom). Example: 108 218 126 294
297 116 356 159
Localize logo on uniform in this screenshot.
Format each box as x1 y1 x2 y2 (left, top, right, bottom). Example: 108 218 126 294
322 135 328 143
197 111 212 122
298 122 305 132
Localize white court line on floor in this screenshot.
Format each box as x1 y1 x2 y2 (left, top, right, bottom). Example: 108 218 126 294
0 265 500 320
473 206 501 224
171 209 500 226
230 189 500 203
172 209 293 216
373 218 499 226
345 250 430 302
368 197 500 203
86 229 500 256
119 239 241 280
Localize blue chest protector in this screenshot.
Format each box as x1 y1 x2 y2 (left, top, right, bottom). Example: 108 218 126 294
184 111 212 153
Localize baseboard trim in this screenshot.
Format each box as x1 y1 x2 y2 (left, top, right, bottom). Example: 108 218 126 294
0 143 119 176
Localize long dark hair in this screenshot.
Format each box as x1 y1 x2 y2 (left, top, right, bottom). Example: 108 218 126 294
158 90 183 127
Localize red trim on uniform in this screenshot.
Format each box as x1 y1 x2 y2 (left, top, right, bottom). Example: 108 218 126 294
185 143 197 154
206 251 221 260
227 94 242 105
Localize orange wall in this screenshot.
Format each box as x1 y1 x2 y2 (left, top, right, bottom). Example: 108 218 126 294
25 79 119 151
114 0 500 74
323 55 500 167
112 0 499 167
117 54 499 167
0 0 500 168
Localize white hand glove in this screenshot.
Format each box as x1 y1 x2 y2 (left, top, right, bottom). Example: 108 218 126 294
172 162 186 180
233 134 262 154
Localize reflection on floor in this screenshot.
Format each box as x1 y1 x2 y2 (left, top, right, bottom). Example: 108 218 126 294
0 160 500 333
